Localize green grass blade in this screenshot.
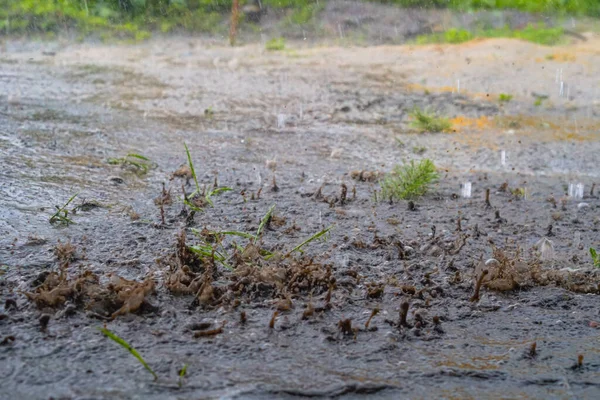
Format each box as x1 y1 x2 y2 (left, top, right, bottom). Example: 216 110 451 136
255 204 276 243
204 186 231 207
98 327 158 380
188 244 233 270
208 187 233 197
126 153 150 161
590 248 599 267
184 198 204 212
178 364 188 388
287 226 332 256
216 231 257 240
184 143 200 195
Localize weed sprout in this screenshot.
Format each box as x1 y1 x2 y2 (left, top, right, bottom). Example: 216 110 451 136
380 159 439 200
409 108 451 133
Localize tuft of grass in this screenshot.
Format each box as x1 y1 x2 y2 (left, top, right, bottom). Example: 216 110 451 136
107 153 152 174
380 159 439 200
409 108 452 133
266 37 286 51
182 144 231 212
99 327 157 381
412 146 427 155
534 98 544 107
49 193 79 226
188 241 232 270
499 93 513 102
590 248 600 268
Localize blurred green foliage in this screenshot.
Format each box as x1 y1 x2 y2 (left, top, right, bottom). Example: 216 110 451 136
416 25 566 45
0 0 596 40
372 0 600 17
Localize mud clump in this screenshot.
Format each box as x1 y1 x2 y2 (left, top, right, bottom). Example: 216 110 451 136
23 268 156 320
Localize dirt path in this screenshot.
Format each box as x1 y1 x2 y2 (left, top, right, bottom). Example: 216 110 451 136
1 34 600 399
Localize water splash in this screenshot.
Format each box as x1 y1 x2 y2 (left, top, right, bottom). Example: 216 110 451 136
568 182 584 199
461 182 472 198
277 114 286 129
337 24 344 39
574 231 581 249
536 237 555 261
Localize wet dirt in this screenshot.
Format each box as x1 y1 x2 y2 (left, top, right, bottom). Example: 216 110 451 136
1 12 600 400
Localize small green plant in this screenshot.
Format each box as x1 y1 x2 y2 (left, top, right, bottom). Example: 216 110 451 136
499 93 513 103
182 143 231 212
49 193 79 225
189 204 332 267
409 108 451 133
178 364 188 388
380 159 439 200
99 327 157 380
107 153 152 174
266 37 286 51
534 98 543 107
590 248 600 268
511 187 526 199
412 146 427 155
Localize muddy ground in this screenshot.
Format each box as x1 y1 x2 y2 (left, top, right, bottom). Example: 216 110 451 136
2 5 600 400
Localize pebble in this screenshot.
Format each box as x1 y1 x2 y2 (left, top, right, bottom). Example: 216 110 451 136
108 176 124 185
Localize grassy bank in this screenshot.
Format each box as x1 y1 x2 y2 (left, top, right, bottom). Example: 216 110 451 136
370 0 600 17
415 25 566 45
0 0 597 41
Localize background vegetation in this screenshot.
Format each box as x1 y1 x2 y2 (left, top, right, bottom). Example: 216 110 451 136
0 0 597 40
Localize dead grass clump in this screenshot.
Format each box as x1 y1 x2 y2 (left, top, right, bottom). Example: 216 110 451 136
534 268 600 294
230 258 332 301
474 245 600 295
154 183 172 206
350 170 382 182
23 269 156 319
474 246 535 292
54 241 76 265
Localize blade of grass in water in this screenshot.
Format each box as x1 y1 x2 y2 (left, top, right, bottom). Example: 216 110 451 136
188 244 233 270
255 204 276 243
178 364 188 388
205 186 232 207
287 226 332 256
215 230 257 240
184 143 200 195
98 327 158 380
49 192 79 225
126 153 150 161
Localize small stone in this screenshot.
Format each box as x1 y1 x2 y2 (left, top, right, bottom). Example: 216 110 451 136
39 314 51 331
108 176 124 185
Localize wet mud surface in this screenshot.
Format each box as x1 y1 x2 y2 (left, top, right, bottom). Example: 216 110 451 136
2 26 600 399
